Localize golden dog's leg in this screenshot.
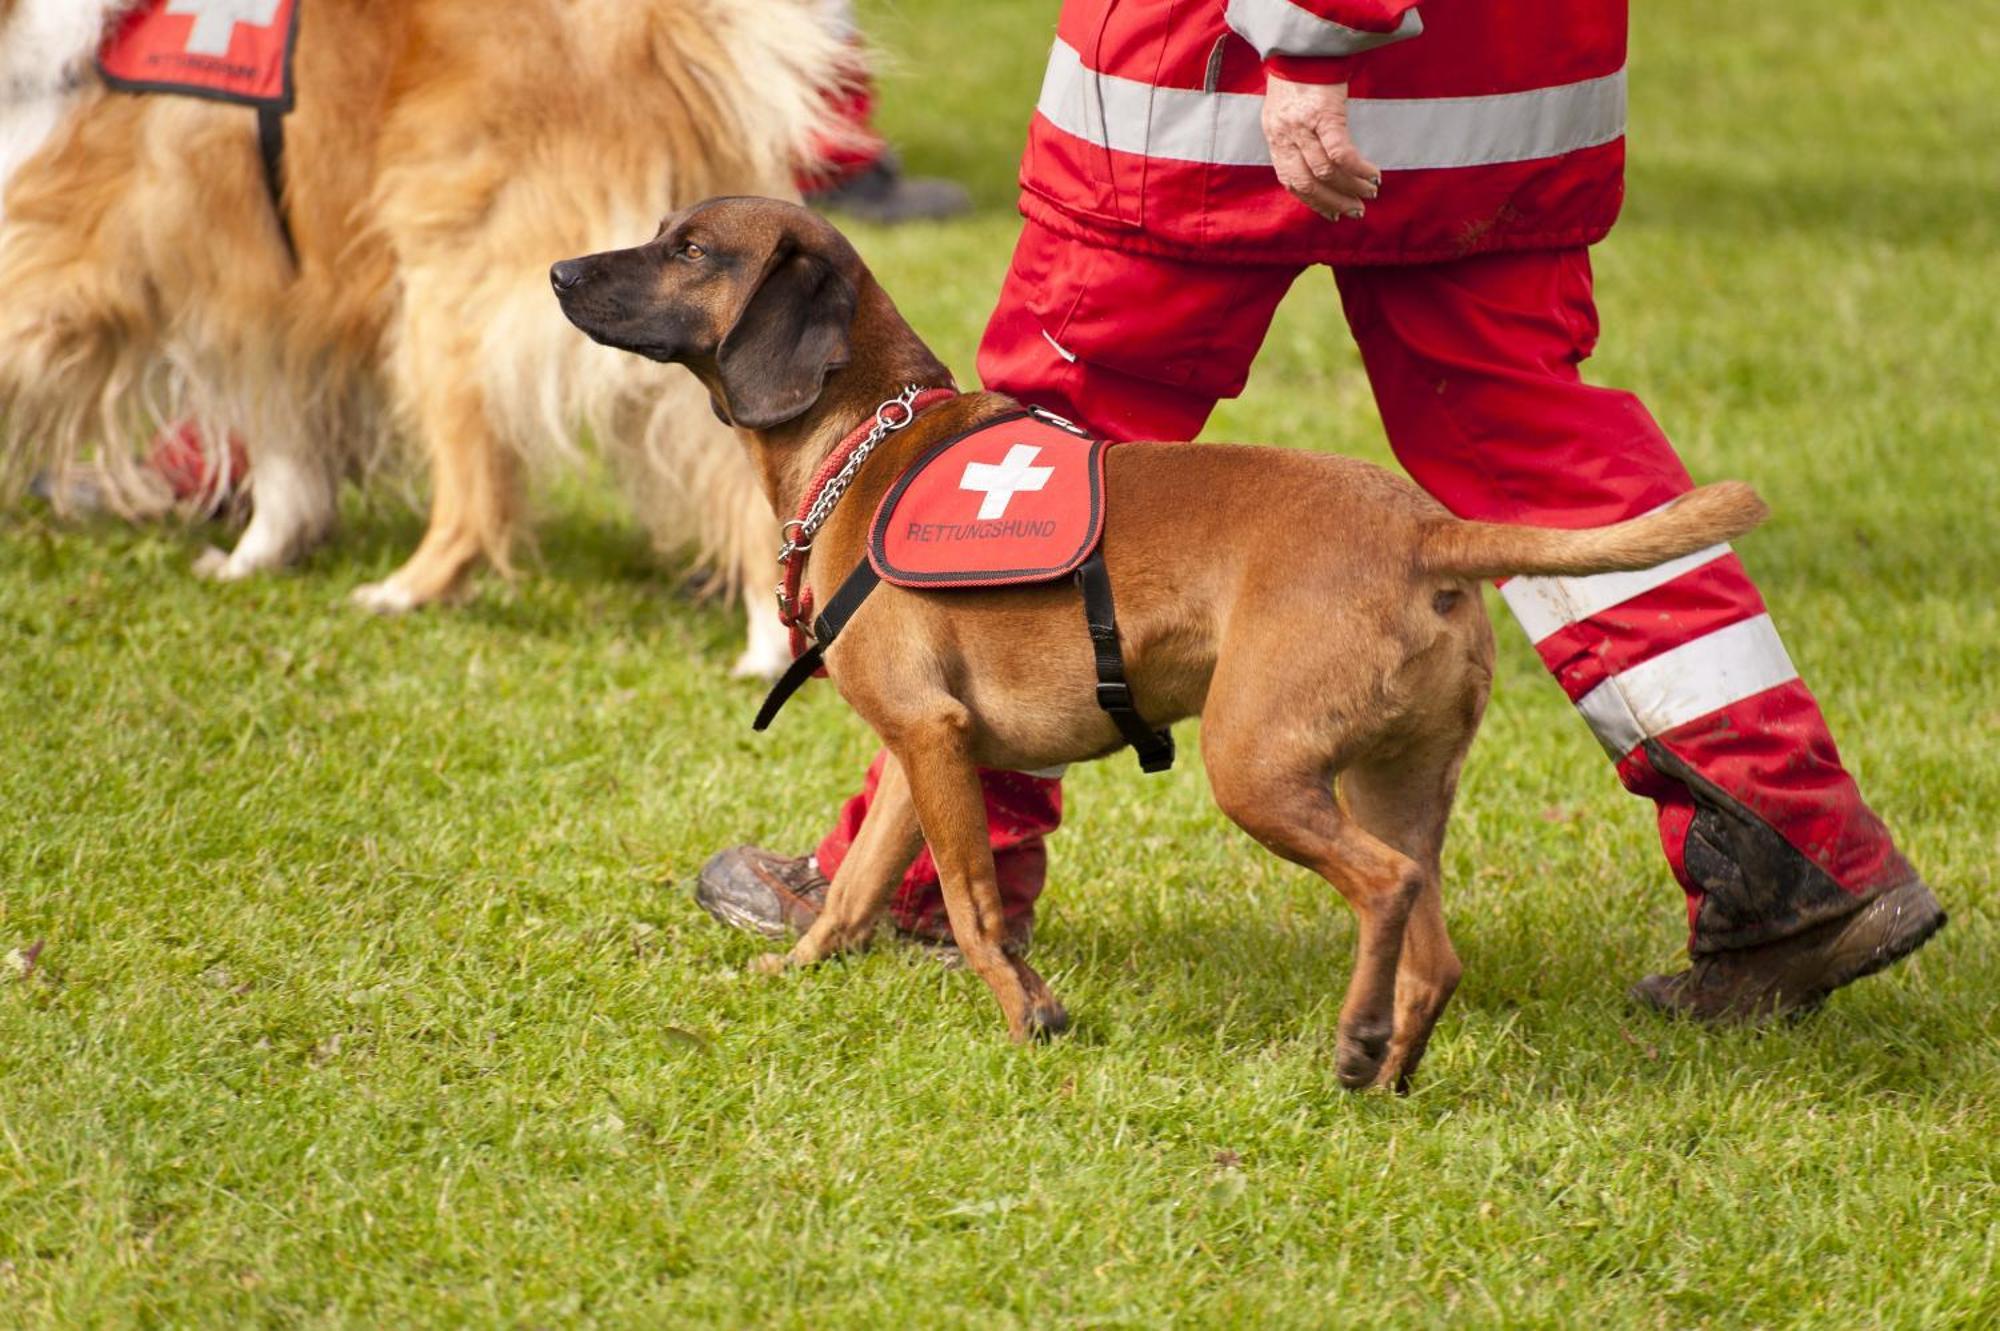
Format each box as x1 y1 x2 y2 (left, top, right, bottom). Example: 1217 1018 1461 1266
353 373 518 613
764 754 925 970
897 714 1067 1042
194 411 339 582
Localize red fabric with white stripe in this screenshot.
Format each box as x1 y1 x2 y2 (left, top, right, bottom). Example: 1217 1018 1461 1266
963 228 1909 940
1332 249 1911 913
817 231 1912 941
1018 0 1627 264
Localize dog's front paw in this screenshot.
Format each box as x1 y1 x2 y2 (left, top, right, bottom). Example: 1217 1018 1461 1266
350 578 419 614
729 639 790 682
750 952 791 976
732 597 792 681
191 545 233 580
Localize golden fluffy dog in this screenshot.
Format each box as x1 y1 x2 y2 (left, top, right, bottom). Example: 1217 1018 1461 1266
0 0 842 673
556 198 1771 1087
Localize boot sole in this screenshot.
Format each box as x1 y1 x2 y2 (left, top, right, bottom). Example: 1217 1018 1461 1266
1823 882 1947 994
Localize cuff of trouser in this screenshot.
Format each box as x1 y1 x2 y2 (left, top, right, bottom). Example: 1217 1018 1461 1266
890 841 1049 941
1264 53 1360 85
1648 738 1912 956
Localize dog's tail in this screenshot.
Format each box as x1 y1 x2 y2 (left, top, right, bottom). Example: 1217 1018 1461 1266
1415 481 1769 581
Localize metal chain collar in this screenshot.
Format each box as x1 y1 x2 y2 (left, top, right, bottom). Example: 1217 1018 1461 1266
778 384 928 562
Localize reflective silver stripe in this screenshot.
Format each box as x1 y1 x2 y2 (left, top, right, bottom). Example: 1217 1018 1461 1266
1224 0 1422 61
1035 38 1625 171
1574 615 1800 758
1500 501 1735 643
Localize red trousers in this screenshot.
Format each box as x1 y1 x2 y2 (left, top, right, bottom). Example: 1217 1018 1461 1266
816 223 1913 953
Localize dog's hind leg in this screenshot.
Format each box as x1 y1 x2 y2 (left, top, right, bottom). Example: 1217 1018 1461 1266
1338 614 1492 1091
1337 740 1473 1093
762 754 925 972
1202 702 1425 1090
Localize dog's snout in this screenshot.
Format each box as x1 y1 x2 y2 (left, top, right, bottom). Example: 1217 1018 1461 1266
549 259 589 293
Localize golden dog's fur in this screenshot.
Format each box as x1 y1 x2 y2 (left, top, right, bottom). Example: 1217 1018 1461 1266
0 0 841 671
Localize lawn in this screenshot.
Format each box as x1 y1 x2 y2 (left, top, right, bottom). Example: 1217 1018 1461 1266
2 1 1996 1326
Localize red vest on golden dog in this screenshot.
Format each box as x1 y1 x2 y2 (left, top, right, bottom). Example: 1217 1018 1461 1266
99 0 300 109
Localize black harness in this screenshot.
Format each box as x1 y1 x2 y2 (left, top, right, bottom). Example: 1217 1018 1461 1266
256 105 296 263
96 0 300 264
754 548 1175 774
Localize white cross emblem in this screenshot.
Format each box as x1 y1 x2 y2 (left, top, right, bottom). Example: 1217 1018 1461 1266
959 444 1054 520
166 0 284 57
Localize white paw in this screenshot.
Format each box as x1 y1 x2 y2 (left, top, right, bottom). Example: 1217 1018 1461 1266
191 545 265 582
191 546 231 580
730 637 791 681
350 579 419 614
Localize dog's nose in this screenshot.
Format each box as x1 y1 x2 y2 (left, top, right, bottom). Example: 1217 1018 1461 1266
549 260 589 292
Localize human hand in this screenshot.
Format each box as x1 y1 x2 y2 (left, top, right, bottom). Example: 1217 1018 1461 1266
1261 75 1381 221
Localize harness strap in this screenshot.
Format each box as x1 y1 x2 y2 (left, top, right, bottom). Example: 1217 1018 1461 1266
756 536 1175 778
1075 549 1175 773
754 560 882 731
256 104 297 264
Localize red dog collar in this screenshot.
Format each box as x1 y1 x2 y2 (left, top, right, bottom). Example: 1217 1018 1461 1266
776 385 958 656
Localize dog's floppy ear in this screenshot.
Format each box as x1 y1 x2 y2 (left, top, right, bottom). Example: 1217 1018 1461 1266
715 246 857 430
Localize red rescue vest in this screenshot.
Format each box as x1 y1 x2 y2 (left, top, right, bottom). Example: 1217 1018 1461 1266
98 0 300 110
870 409 1108 590
759 406 1174 770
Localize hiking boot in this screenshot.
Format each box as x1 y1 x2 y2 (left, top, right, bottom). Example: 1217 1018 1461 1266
1631 877 1946 1024
805 151 971 225
694 846 829 940
693 844 1032 960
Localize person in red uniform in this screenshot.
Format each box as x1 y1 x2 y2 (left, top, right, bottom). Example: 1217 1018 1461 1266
698 0 1945 1019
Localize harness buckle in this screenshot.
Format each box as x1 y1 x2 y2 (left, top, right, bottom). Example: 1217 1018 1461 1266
1095 681 1135 711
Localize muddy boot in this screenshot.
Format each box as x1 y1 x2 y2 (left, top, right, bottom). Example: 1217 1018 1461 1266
1631 877 1946 1024
694 846 830 939
693 844 1032 961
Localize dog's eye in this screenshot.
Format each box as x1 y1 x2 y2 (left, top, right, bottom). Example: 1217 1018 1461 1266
676 242 707 261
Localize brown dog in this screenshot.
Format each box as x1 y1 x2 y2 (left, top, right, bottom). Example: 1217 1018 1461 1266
555 197 1768 1089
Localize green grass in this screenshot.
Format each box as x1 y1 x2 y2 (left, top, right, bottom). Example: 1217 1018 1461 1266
3 1 1996 1325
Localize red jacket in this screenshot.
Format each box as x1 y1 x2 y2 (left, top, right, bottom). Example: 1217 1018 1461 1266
1018 0 1627 265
